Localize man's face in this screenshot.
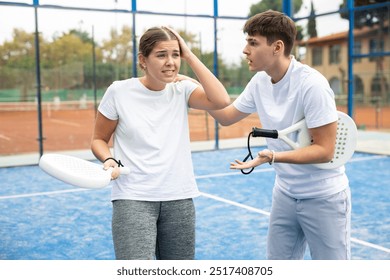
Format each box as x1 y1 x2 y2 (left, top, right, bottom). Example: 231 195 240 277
243 34 276 72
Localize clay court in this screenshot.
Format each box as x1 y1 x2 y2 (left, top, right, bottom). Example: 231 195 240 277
0 102 389 155
0 102 259 155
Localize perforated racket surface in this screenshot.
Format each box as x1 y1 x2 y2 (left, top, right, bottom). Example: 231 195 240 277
39 154 130 189
314 111 358 169
252 111 357 169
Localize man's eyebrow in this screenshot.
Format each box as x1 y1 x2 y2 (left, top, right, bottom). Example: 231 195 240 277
246 37 257 42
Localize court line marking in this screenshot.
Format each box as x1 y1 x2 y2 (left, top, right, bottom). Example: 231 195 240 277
0 154 388 254
2 186 388 254
0 134 11 141
200 191 390 254
196 167 274 179
0 188 90 200
194 154 388 180
50 119 81 127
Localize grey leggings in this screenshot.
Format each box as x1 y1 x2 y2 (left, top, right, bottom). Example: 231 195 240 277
112 199 195 260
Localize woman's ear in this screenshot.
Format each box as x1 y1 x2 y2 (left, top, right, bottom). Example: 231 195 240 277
138 54 146 70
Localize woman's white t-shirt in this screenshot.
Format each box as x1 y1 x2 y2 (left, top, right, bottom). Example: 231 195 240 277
98 78 201 201
233 57 349 199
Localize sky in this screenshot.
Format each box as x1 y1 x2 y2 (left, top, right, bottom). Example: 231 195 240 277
0 0 349 64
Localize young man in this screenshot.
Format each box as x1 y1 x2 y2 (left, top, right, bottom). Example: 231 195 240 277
209 10 351 260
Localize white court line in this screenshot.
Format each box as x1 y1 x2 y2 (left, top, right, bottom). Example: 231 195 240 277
196 167 274 179
0 188 91 200
200 192 390 254
49 119 81 127
201 192 270 217
3 187 388 254
0 154 388 254
0 134 11 141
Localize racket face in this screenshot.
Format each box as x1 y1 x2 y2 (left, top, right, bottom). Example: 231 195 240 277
314 112 358 169
278 118 311 149
39 154 111 189
296 123 311 148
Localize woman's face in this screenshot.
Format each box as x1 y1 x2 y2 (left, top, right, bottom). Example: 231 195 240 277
140 39 181 91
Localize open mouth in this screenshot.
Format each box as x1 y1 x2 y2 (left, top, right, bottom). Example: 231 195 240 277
162 69 175 74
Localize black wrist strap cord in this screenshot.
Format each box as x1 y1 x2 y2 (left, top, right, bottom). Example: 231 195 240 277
241 131 255 175
103 157 124 167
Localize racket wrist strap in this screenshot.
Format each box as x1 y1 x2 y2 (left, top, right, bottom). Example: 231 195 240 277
103 157 124 167
269 150 275 165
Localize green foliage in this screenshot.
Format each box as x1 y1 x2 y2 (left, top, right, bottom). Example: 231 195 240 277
307 0 317 38
339 0 389 28
0 26 255 101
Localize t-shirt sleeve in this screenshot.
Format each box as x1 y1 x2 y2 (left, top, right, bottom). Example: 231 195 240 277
232 75 258 114
176 79 199 106
98 82 119 120
302 73 338 128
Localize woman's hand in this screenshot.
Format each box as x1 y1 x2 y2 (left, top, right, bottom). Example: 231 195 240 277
103 158 121 180
163 26 192 61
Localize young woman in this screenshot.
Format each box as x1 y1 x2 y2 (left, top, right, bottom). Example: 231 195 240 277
91 26 230 260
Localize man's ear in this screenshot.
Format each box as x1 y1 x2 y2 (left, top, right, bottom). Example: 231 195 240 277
273 40 284 56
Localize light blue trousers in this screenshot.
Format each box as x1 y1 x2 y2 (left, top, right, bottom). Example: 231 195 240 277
267 186 351 260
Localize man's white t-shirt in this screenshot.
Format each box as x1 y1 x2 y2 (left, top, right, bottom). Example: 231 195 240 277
234 57 349 199
98 78 201 201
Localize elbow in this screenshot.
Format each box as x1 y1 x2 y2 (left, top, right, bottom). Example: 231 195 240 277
214 97 231 110
320 148 335 163
218 100 231 110
218 119 235 127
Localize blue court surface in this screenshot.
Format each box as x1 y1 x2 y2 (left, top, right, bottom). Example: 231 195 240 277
0 147 389 260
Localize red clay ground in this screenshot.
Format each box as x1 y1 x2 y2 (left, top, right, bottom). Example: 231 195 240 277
0 104 389 155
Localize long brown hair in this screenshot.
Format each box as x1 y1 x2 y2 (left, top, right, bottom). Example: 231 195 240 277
138 27 179 58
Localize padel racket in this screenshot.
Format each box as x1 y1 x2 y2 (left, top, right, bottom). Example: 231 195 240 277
39 153 130 189
251 111 358 169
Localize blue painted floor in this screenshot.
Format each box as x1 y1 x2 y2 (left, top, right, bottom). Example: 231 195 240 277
0 147 389 260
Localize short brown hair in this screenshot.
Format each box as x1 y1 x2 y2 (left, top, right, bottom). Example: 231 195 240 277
243 10 296 56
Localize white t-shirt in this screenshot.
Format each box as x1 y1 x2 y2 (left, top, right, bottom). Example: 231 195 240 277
98 78 201 201
234 57 349 199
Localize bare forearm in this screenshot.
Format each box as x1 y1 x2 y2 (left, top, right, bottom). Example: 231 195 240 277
231 145 334 171
272 145 334 165
185 53 230 107
208 105 249 126
91 139 113 163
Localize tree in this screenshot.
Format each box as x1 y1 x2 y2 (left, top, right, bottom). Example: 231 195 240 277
307 0 318 38
100 25 133 80
177 30 198 76
0 28 37 101
339 0 388 28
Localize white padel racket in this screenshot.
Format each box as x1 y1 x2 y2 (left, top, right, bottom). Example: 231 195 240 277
252 111 358 169
39 153 130 189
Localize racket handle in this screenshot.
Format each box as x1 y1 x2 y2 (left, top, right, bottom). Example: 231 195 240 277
252 127 278 139
119 167 130 175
